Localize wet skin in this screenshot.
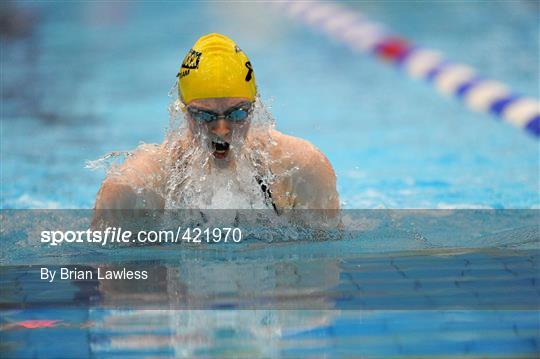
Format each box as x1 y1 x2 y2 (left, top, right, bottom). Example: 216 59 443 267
94 97 339 214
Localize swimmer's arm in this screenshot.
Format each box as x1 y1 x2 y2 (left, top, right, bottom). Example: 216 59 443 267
291 144 340 214
94 182 165 210
94 144 166 210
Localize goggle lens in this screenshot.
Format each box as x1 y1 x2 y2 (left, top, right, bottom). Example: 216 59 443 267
197 111 216 122
227 108 249 122
188 105 251 123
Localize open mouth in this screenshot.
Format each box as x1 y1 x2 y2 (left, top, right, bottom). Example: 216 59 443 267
212 140 230 159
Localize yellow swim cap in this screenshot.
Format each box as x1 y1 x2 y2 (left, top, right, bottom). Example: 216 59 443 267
177 33 257 104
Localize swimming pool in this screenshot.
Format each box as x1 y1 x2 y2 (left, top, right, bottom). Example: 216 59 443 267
1 1 539 358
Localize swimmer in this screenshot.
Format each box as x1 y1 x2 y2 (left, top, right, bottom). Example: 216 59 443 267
94 33 339 214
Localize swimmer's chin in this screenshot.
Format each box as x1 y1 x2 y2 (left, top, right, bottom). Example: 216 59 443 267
212 149 229 160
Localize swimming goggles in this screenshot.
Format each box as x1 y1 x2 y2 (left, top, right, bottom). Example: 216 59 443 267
186 103 252 123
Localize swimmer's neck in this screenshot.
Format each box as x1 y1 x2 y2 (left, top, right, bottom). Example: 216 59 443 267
211 156 236 170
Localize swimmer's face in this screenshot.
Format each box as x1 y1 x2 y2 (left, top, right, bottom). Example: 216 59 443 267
185 97 252 161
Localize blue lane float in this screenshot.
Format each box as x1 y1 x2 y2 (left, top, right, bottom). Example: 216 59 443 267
270 1 540 138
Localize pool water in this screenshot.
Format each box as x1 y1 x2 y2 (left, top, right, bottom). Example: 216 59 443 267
2 1 538 210
1 1 539 358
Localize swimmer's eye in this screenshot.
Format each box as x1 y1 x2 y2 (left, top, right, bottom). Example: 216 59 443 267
187 108 218 123
225 108 250 122
187 104 252 123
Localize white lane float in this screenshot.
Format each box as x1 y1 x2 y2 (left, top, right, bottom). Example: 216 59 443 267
269 1 540 138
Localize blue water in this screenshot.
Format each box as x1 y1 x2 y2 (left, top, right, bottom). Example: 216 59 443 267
2 1 538 209
1 1 539 358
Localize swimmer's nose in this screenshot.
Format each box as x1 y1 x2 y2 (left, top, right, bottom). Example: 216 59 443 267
211 119 230 137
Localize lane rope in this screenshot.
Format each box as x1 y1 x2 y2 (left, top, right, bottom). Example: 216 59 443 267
270 1 540 138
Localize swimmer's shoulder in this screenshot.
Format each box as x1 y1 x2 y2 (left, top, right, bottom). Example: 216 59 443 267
95 143 167 210
106 143 167 186
124 143 165 172
268 129 339 209
268 130 334 173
